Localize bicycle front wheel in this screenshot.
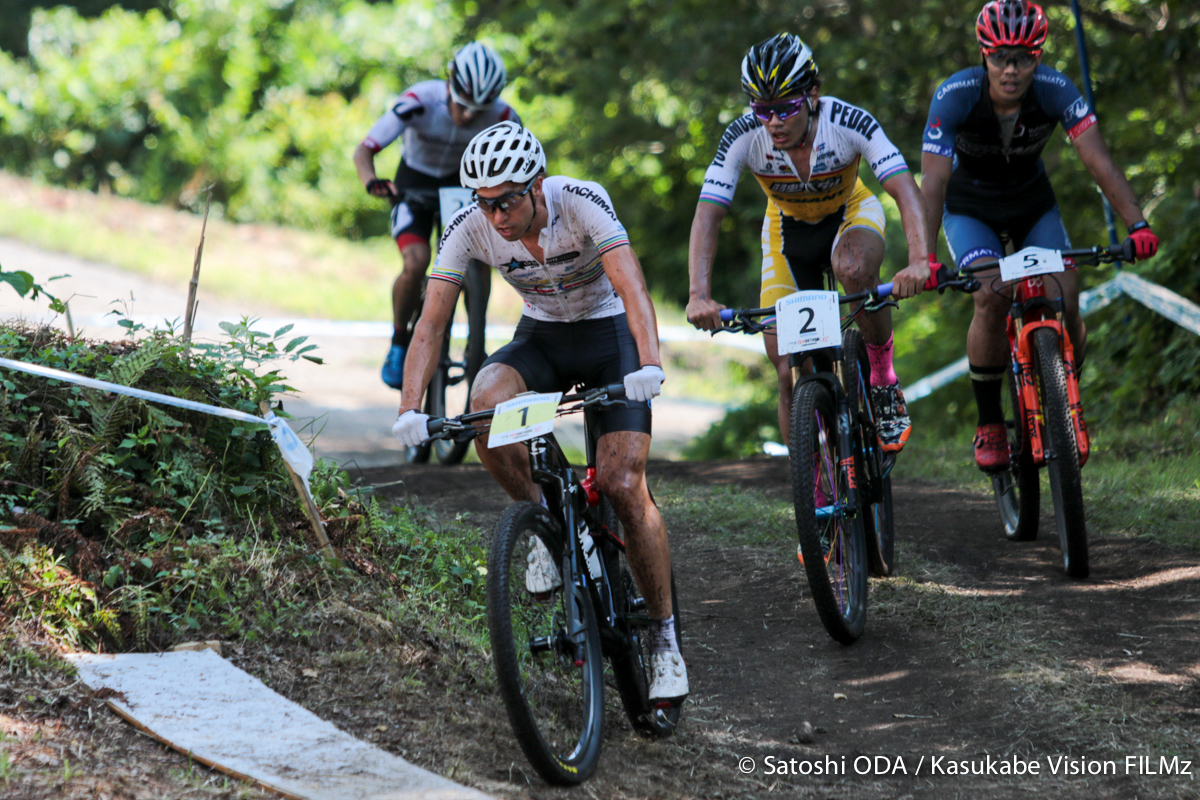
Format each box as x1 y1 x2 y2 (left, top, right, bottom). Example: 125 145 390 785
841 328 894 577
994 366 1040 541
1032 328 1088 578
789 380 868 644
488 502 605 784
431 262 489 464
600 498 682 737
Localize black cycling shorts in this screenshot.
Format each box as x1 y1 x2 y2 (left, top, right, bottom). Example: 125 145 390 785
482 313 652 438
389 160 459 247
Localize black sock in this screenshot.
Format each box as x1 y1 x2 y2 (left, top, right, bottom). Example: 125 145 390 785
969 363 1006 426
391 327 408 347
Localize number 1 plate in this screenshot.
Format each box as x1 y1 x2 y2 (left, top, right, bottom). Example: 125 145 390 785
776 290 841 355
487 392 563 447
998 246 1065 282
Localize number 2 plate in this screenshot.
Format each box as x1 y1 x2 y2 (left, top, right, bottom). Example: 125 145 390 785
438 187 474 225
487 392 563 447
776 290 841 355
998 246 1065 282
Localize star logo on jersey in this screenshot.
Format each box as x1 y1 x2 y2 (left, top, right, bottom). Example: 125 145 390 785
503 258 524 273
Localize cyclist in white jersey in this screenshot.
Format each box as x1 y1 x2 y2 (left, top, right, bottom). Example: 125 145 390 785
392 122 688 706
353 42 520 390
686 34 933 453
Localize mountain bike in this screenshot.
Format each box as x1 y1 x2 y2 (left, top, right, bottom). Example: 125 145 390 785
391 187 490 465
937 240 1135 579
717 278 928 643
425 383 681 784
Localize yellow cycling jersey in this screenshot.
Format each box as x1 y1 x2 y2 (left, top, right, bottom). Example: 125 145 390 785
700 96 909 224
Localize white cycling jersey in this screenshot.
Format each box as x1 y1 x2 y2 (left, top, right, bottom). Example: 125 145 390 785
700 96 909 222
430 176 631 322
361 80 520 179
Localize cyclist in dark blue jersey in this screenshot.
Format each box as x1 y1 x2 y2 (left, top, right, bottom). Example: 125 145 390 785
920 0 1159 471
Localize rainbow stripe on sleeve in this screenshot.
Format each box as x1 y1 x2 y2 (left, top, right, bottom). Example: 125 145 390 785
596 232 630 254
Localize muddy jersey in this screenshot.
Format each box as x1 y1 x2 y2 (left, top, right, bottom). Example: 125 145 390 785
922 66 1096 220
430 176 631 322
700 97 910 223
361 80 519 179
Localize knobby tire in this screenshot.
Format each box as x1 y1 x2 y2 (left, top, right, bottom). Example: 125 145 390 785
1032 328 1088 578
433 262 488 464
789 380 868 644
487 502 605 784
841 329 895 577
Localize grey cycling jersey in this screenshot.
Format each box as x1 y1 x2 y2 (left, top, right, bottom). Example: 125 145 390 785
431 176 631 322
361 80 520 179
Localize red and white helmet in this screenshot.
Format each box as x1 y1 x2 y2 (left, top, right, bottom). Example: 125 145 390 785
976 1 1048 53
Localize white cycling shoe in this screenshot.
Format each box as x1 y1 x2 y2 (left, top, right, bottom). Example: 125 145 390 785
648 651 689 706
524 537 562 596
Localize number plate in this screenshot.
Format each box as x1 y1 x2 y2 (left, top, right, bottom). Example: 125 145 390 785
438 187 474 225
776 290 841 355
998 246 1065 282
487 392 563 447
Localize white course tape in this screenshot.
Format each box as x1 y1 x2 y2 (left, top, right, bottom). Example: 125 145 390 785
0 357 313 490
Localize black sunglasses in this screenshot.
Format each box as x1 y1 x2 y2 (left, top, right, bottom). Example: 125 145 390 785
473 180 535 214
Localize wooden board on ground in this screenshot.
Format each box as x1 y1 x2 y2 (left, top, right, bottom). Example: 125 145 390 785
66 650 494 800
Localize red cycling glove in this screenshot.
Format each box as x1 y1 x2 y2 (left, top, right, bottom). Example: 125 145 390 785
923 253 944 291
1128 222 1158 261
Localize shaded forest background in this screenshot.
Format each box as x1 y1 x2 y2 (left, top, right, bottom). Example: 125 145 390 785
1 0 1197 434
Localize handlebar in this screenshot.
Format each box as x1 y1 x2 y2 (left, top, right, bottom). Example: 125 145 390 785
425 382 627 440
950 240 1135 278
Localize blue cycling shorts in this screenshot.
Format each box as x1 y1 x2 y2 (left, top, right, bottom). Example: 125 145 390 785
942 205 1071 269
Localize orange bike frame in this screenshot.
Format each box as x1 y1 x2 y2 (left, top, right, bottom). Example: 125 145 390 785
1007 274 1091 468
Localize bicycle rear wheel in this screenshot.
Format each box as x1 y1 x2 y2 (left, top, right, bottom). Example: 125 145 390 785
600 498 682 737
841 329 894 577
433 262 489 464
993 366 1040 541
488 502 605 784
789 380 867 644
1032 328 1088 578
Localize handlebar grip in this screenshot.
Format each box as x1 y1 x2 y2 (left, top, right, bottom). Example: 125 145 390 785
924 263 956 292
1118 237 1136 263
719 309 734 322
605 382 627 400
426 418 445 435
875 282 894 299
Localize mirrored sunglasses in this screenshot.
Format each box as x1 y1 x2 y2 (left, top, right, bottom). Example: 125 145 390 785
750 97 808 123
473 180 534 214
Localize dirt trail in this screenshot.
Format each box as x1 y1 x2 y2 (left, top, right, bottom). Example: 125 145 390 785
343 457 1200 800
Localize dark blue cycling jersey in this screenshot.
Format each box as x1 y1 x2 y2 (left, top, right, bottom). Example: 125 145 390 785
923 65 1096 223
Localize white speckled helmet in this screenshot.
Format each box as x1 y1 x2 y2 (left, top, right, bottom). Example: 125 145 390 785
460 122 546 189
448 42 507 109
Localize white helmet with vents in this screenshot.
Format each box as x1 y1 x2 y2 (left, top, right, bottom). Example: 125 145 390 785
448 42 507 109
460 121 546 189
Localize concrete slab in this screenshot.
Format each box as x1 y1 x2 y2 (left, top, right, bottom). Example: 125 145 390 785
67 650 494 800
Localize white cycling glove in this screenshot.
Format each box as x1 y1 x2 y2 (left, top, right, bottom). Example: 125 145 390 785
392 410 431 448
624 365 665 403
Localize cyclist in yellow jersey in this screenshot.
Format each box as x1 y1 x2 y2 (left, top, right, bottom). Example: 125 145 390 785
687 34 933 452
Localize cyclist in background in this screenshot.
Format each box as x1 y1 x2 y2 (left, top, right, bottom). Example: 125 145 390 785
921 0 1159 472
391 122 688 706
686 34 933 453
353 42 520 390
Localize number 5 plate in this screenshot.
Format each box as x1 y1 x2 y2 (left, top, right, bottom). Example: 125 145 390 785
439 187 474 225
487 392 563 447
999 246 1065 282
776 290 841 355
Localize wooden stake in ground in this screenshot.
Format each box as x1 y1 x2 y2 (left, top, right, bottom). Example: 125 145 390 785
259 401 338 563
181 190 213 346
